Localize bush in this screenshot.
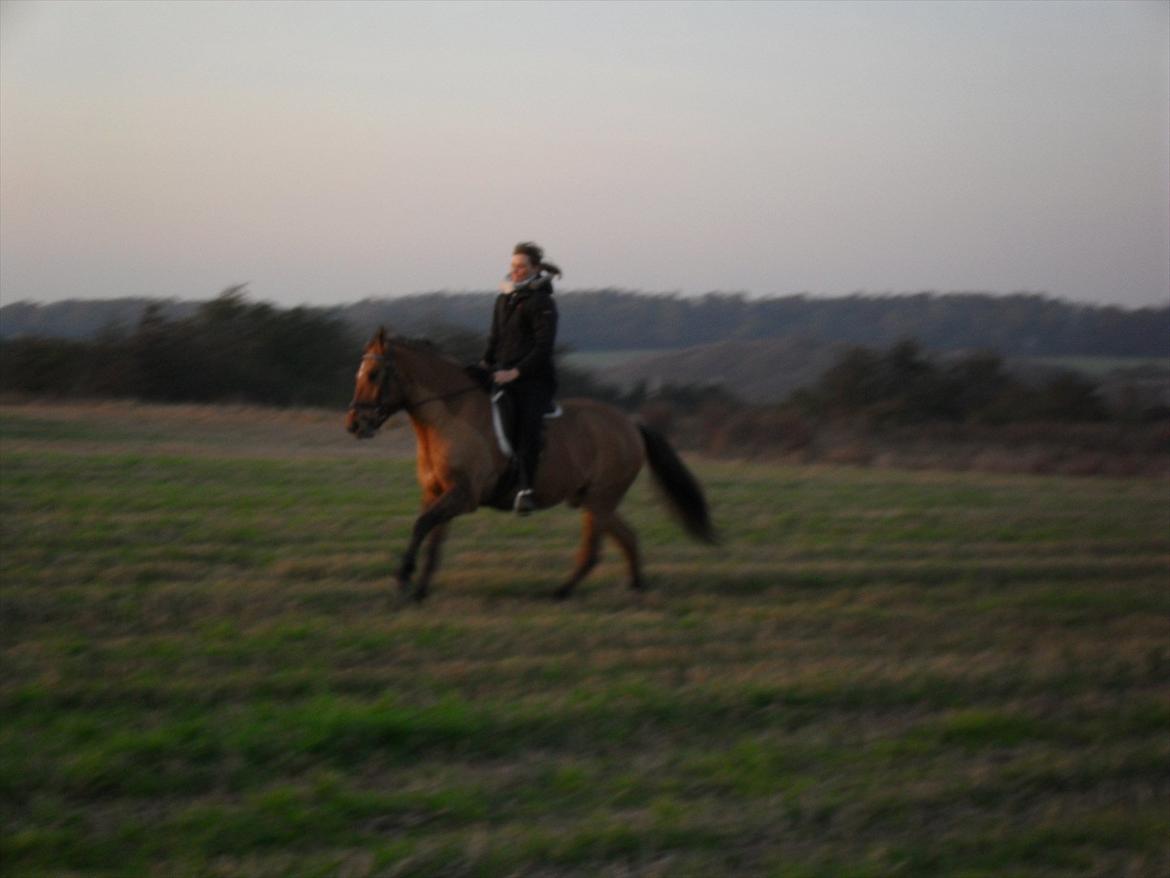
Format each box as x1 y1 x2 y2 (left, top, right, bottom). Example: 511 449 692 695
795 340 1113 426
0 288 360 408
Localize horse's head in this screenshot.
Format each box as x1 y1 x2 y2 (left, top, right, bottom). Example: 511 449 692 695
346 328 408 439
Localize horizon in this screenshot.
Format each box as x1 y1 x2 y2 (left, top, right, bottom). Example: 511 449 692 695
2 1 1168 309
4 286 1168 315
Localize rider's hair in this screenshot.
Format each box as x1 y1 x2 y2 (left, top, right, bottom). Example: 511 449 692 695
514 241 562 278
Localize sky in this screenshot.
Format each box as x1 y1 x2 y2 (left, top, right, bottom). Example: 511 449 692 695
1 0 1167 308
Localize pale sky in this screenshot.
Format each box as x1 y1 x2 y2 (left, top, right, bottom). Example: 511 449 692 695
1 0 1167 307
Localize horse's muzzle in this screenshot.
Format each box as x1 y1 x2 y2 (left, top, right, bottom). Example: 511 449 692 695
346 408 375 439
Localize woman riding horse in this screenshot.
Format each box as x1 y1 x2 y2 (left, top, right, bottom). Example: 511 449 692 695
346 253 716 602
480 241 561 515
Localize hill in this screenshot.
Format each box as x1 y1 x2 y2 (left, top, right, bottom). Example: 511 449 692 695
600 337 1170 407
597 337 851 404
3 290 1167 358
0 298 197 340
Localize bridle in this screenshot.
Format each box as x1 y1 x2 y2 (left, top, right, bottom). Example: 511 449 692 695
348 349 483 424
348 353 397 423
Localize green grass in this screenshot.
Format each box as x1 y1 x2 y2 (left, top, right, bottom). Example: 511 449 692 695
2 403 1168 877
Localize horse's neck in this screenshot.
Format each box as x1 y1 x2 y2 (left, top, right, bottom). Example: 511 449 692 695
394 344 459 400
394 344 489 432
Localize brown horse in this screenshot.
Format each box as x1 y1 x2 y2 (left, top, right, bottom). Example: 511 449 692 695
346 328 715 601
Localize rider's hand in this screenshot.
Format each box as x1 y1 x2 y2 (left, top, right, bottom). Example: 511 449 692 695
494 368 520 384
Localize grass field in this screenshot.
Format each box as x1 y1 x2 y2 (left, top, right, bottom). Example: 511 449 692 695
2 401 1168 877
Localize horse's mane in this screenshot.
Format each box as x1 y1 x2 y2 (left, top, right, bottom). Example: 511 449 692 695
391 335 459 363
389 335 477 386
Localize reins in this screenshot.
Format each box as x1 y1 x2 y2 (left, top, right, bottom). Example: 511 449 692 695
350 351 482 418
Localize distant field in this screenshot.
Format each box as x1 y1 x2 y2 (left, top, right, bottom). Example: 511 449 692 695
2 402 1168 877
1024 356 1170 376
565 350 1170 379
561 349 676 373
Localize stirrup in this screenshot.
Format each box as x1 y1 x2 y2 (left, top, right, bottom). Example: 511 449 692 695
513 488 536 516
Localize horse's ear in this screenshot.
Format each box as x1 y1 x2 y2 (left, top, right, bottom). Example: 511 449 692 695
374 326 387 349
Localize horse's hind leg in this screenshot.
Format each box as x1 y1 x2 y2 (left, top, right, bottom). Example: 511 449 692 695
606 513 645 592
554 511 602 601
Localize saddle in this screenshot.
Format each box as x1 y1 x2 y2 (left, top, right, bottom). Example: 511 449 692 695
461 366 561 508
484 390 562 511
490 389 562 459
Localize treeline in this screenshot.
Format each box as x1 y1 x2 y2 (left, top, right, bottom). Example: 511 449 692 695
633 340 1166 431
0 289 614 409
4 290 1168 357
2 289 1166 428
0 298 198 341
789 341 1116 424
641 340 1169 476
0 288 358 407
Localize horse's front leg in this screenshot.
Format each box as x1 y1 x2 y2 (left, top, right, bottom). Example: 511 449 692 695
397 484 469 600
413 523 449 602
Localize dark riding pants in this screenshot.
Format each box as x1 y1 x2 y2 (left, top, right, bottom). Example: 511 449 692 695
505 380 554 489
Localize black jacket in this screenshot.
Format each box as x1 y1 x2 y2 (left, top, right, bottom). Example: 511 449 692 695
482 274 558 386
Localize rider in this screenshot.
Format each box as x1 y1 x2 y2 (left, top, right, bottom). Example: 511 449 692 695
480 241 560 514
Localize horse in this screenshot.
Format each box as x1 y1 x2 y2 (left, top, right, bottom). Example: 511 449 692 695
346 328 716 601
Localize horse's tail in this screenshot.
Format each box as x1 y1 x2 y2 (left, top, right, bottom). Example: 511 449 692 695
638 425 718 545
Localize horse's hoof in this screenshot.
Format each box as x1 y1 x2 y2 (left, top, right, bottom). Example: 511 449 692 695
552 584 574 601
397 556 416 580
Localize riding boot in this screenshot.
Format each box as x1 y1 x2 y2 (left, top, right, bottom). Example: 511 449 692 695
510 384 548 516
513 458 537 515
513 487 536 515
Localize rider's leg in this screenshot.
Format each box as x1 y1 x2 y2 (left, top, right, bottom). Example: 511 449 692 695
512 384 551 513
